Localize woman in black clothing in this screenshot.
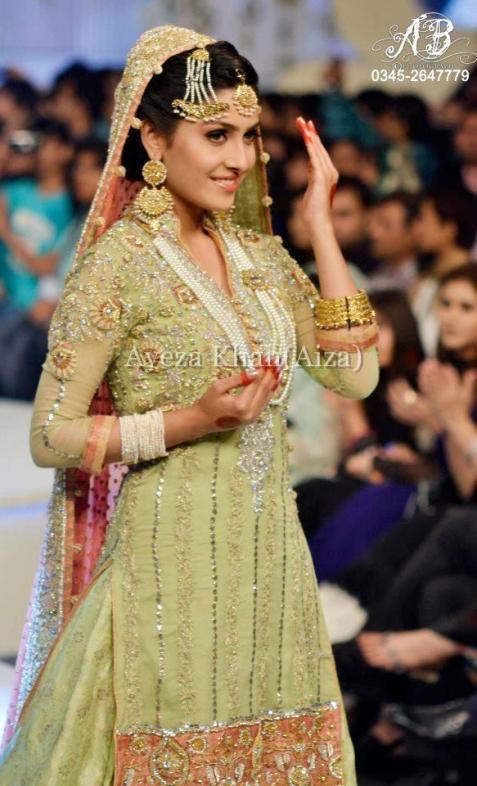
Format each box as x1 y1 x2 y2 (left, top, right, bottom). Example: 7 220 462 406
334 263 477 608
296 289 427 578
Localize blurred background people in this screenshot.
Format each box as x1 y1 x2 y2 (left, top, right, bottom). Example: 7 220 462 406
1 28 477 786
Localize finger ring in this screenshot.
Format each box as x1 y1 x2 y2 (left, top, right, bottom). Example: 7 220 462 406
403 390 417 405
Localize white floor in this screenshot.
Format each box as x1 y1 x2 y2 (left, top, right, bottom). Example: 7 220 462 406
0 399 53 738
0 663 14 740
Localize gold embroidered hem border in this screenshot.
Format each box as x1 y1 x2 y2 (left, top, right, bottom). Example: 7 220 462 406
114 702 343 786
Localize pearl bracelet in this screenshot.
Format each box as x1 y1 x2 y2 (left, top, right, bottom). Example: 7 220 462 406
119 409 169 465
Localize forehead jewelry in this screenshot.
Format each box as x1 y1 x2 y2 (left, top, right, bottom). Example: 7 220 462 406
172 47 230 123
232 69 261 117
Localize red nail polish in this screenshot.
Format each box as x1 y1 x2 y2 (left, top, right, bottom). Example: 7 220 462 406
240 371 256 385
296 117 311 144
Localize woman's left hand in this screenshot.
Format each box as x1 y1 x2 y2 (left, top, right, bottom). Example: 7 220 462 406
296 117 339 235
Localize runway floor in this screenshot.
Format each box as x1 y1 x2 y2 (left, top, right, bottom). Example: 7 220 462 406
0 399 52 738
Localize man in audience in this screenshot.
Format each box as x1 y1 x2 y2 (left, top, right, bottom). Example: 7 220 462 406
331 176 377 275
367 191 420 292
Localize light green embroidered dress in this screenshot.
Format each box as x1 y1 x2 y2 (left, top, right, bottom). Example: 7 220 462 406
0 210 378 785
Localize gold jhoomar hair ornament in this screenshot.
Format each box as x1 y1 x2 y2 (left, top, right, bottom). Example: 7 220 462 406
171 47 230 122
171 47 261 122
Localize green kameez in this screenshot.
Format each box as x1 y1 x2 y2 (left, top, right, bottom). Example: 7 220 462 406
0 211 378 785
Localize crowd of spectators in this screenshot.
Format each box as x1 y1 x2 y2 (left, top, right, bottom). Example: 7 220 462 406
1 58 477 785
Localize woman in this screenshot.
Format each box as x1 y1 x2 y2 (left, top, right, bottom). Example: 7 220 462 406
296 290 424 577
0 26 378 785
334 263 477 611
411 187 475 356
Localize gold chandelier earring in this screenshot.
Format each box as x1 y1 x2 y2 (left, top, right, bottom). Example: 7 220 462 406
133 159 173 231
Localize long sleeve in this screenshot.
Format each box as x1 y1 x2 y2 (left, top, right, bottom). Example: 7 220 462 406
30 229 137 474
268 235 380 399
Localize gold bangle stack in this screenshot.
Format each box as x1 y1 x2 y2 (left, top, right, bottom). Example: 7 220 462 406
314 289 376 330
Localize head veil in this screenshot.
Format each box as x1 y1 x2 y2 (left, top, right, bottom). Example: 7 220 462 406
1 24 272 749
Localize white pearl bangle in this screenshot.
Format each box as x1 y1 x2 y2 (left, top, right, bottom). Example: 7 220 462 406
119 409 169 465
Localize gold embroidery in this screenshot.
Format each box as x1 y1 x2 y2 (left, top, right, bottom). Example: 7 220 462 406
173 284 199 305
47 342 77 381
90 297 123 330
115 702 343 786
240 269 268 290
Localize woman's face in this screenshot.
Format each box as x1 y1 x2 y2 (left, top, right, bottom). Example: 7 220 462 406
376 310 395 368
437 279 477 355
72 150 103 204
141 87 260 215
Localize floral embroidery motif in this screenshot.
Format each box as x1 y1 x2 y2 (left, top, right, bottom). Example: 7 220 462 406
47 341 77 381
90 297 123 330
115 702 342 786
150 738 190 784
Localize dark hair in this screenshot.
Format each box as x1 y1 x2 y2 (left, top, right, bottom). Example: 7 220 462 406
0 78 38 114
335 175 372 208
122 41 259 181
31 116 72 146
422 187 477 250
67 138 107 213
353 88 392 118
364 289 424 444
373 190 421 226
74 138 108 168
439 262 477 291
370 289 424 379
437 263 477 371
51 61 104 119
379 94 432 142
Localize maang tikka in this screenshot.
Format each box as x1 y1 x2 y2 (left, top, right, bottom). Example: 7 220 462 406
171 47 230 122
133 159 173 231
232 69 261 117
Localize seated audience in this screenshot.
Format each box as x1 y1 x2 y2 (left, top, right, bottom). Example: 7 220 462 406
411 187 476 355
296 290 425 578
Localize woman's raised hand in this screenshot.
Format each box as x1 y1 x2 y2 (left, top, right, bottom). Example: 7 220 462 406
295 116 339 235
193 357 283 434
